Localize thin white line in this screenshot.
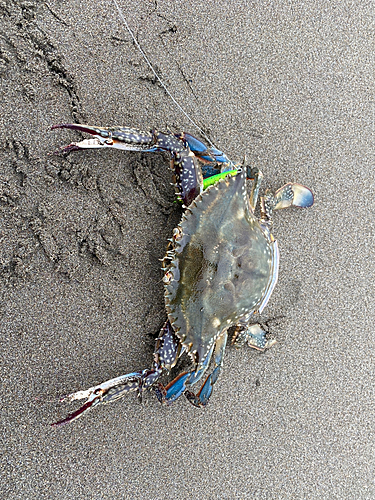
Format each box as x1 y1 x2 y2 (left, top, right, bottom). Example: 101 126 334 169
112 0 216 148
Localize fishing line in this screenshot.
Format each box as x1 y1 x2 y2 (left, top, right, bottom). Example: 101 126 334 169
112 0 216 149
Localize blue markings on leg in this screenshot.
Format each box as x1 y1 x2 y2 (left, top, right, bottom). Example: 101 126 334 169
183 132 236 169
159 372 192 404
185 331 227 407
183 132 211 154
156 343 215 405
185 365 222 407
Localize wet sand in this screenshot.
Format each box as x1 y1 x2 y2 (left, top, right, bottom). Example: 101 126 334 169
1 1 374 498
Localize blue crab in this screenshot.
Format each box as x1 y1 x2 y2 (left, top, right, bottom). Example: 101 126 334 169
51 124 313 426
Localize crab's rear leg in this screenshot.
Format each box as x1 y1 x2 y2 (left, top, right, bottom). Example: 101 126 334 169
157 331 228 407
185 331 228 407
52 321 179 426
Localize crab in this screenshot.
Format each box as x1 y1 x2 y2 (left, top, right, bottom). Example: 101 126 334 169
51 124 314 426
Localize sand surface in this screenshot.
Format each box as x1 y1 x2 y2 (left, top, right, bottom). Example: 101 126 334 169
1 1 374 498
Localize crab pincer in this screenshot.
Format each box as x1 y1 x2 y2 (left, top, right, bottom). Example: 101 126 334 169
52 372 145 426
51 124 158 154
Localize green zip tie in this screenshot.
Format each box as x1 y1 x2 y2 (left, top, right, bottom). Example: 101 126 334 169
203 170 238 190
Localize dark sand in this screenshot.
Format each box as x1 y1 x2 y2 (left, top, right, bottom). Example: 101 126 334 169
1 1 374 498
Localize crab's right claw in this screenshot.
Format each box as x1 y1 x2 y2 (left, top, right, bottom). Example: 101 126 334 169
51 123 158 155
51 123 116 154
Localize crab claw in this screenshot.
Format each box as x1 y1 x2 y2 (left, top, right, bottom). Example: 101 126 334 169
51 390 103 427
51 371 145 427
51 124 111 154
51 123 157 154
52 123 111 135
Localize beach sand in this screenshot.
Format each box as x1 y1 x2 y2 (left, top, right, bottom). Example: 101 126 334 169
1 1 374 498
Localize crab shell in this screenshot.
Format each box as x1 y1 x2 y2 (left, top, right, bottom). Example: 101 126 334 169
164 169 277 368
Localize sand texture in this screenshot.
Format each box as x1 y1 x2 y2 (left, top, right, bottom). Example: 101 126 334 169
1 1 374 498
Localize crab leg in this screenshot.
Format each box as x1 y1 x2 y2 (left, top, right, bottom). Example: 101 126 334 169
52 321 179 426
182 132 236 169
52 123 207 206
246 166 264 211
155 342 215 404
232 323 277 351
185 331 228 407
156 331 228 407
